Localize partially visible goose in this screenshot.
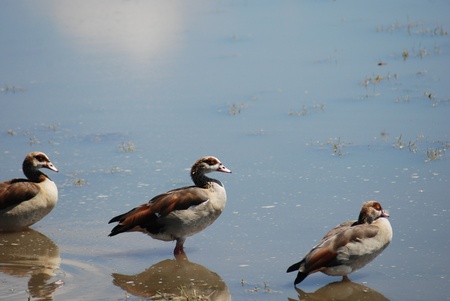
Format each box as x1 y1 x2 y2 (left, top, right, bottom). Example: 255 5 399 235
287 201 392 285
0 152 59 232
108 156 231 255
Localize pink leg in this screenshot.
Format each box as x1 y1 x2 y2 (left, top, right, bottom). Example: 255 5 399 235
174 238 186 255
342 275 351 282
174 244 184 255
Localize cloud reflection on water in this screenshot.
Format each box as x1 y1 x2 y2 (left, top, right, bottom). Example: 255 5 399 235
49 1 187 62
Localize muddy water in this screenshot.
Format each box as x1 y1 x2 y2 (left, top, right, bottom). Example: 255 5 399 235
1 0 449 300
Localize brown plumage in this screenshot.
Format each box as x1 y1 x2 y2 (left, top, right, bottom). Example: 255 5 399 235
0 152 58 231
287 201 392 285
108 156 231 255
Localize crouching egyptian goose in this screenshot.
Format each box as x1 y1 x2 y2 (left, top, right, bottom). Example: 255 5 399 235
0 152 59 232
108 156 231 255
287 201 392 285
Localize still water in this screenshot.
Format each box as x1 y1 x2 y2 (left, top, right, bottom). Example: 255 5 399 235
1 0 449 300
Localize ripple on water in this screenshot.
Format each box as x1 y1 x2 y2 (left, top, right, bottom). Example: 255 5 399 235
54 257 119 301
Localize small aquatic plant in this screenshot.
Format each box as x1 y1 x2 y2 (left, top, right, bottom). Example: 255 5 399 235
119 141 136 152
328 137 348 157
228 102 248 115
29 136 40 146
426 147 445 162
288 103 325 117
402 49 409 60
376 18 448 37
73 178 87 186
0 85 26 93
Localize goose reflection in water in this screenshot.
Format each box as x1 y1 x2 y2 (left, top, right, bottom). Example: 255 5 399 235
0 229 63 300
288 280 389 301
112 253 230 300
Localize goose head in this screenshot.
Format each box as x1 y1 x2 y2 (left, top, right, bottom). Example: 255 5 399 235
356 201 389 224
191 156 231 177
23 152 58 180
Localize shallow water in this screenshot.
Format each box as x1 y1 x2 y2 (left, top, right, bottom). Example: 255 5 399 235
1 0 449 300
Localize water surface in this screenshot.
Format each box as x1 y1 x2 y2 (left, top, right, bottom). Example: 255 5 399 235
1 1 449 300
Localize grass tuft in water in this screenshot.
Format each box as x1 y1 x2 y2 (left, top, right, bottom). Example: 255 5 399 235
29 136 40 146
376 18 448 37
73 179 87 186
228 103 248 115
288 103 325 117
119 141 136 152
328 137 349 157
426 147 445 162
0 85 26 93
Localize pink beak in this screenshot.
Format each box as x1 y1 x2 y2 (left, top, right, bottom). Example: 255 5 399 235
46 162 59 173
218 164 231 173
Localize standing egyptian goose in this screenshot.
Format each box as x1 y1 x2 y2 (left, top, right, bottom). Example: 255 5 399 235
287 201 392 285
0 152 59 232
108 156 231 255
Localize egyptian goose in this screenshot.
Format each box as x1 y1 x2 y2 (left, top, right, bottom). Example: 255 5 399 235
0 152 58 232
108 156 231 255
287 201 392 285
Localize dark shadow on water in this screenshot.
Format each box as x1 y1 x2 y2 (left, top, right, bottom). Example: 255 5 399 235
112 253 230 300
0 229 63 301
288 280 389 301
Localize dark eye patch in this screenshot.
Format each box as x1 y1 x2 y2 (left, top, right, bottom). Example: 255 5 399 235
373 202 382 210
35 154 48 162
205 157 218 166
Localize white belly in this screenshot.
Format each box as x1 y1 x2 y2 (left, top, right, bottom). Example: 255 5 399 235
0 180 58 231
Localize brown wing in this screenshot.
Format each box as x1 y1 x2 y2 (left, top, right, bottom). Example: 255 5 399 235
302 236 339 273
288 220 381 284
299 221 379 273
108 186 210 236
147 186 209 216
0 179 40 210
321 220 355 241
315 224 380 268
336 224 380 243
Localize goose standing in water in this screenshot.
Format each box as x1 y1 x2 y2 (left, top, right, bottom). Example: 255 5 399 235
287 201 392 285
0 152 58 231
108 156 231 255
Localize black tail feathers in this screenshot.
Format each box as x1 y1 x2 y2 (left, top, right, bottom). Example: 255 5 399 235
294 272 308 285
287 259 308 285
286 261 301 273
